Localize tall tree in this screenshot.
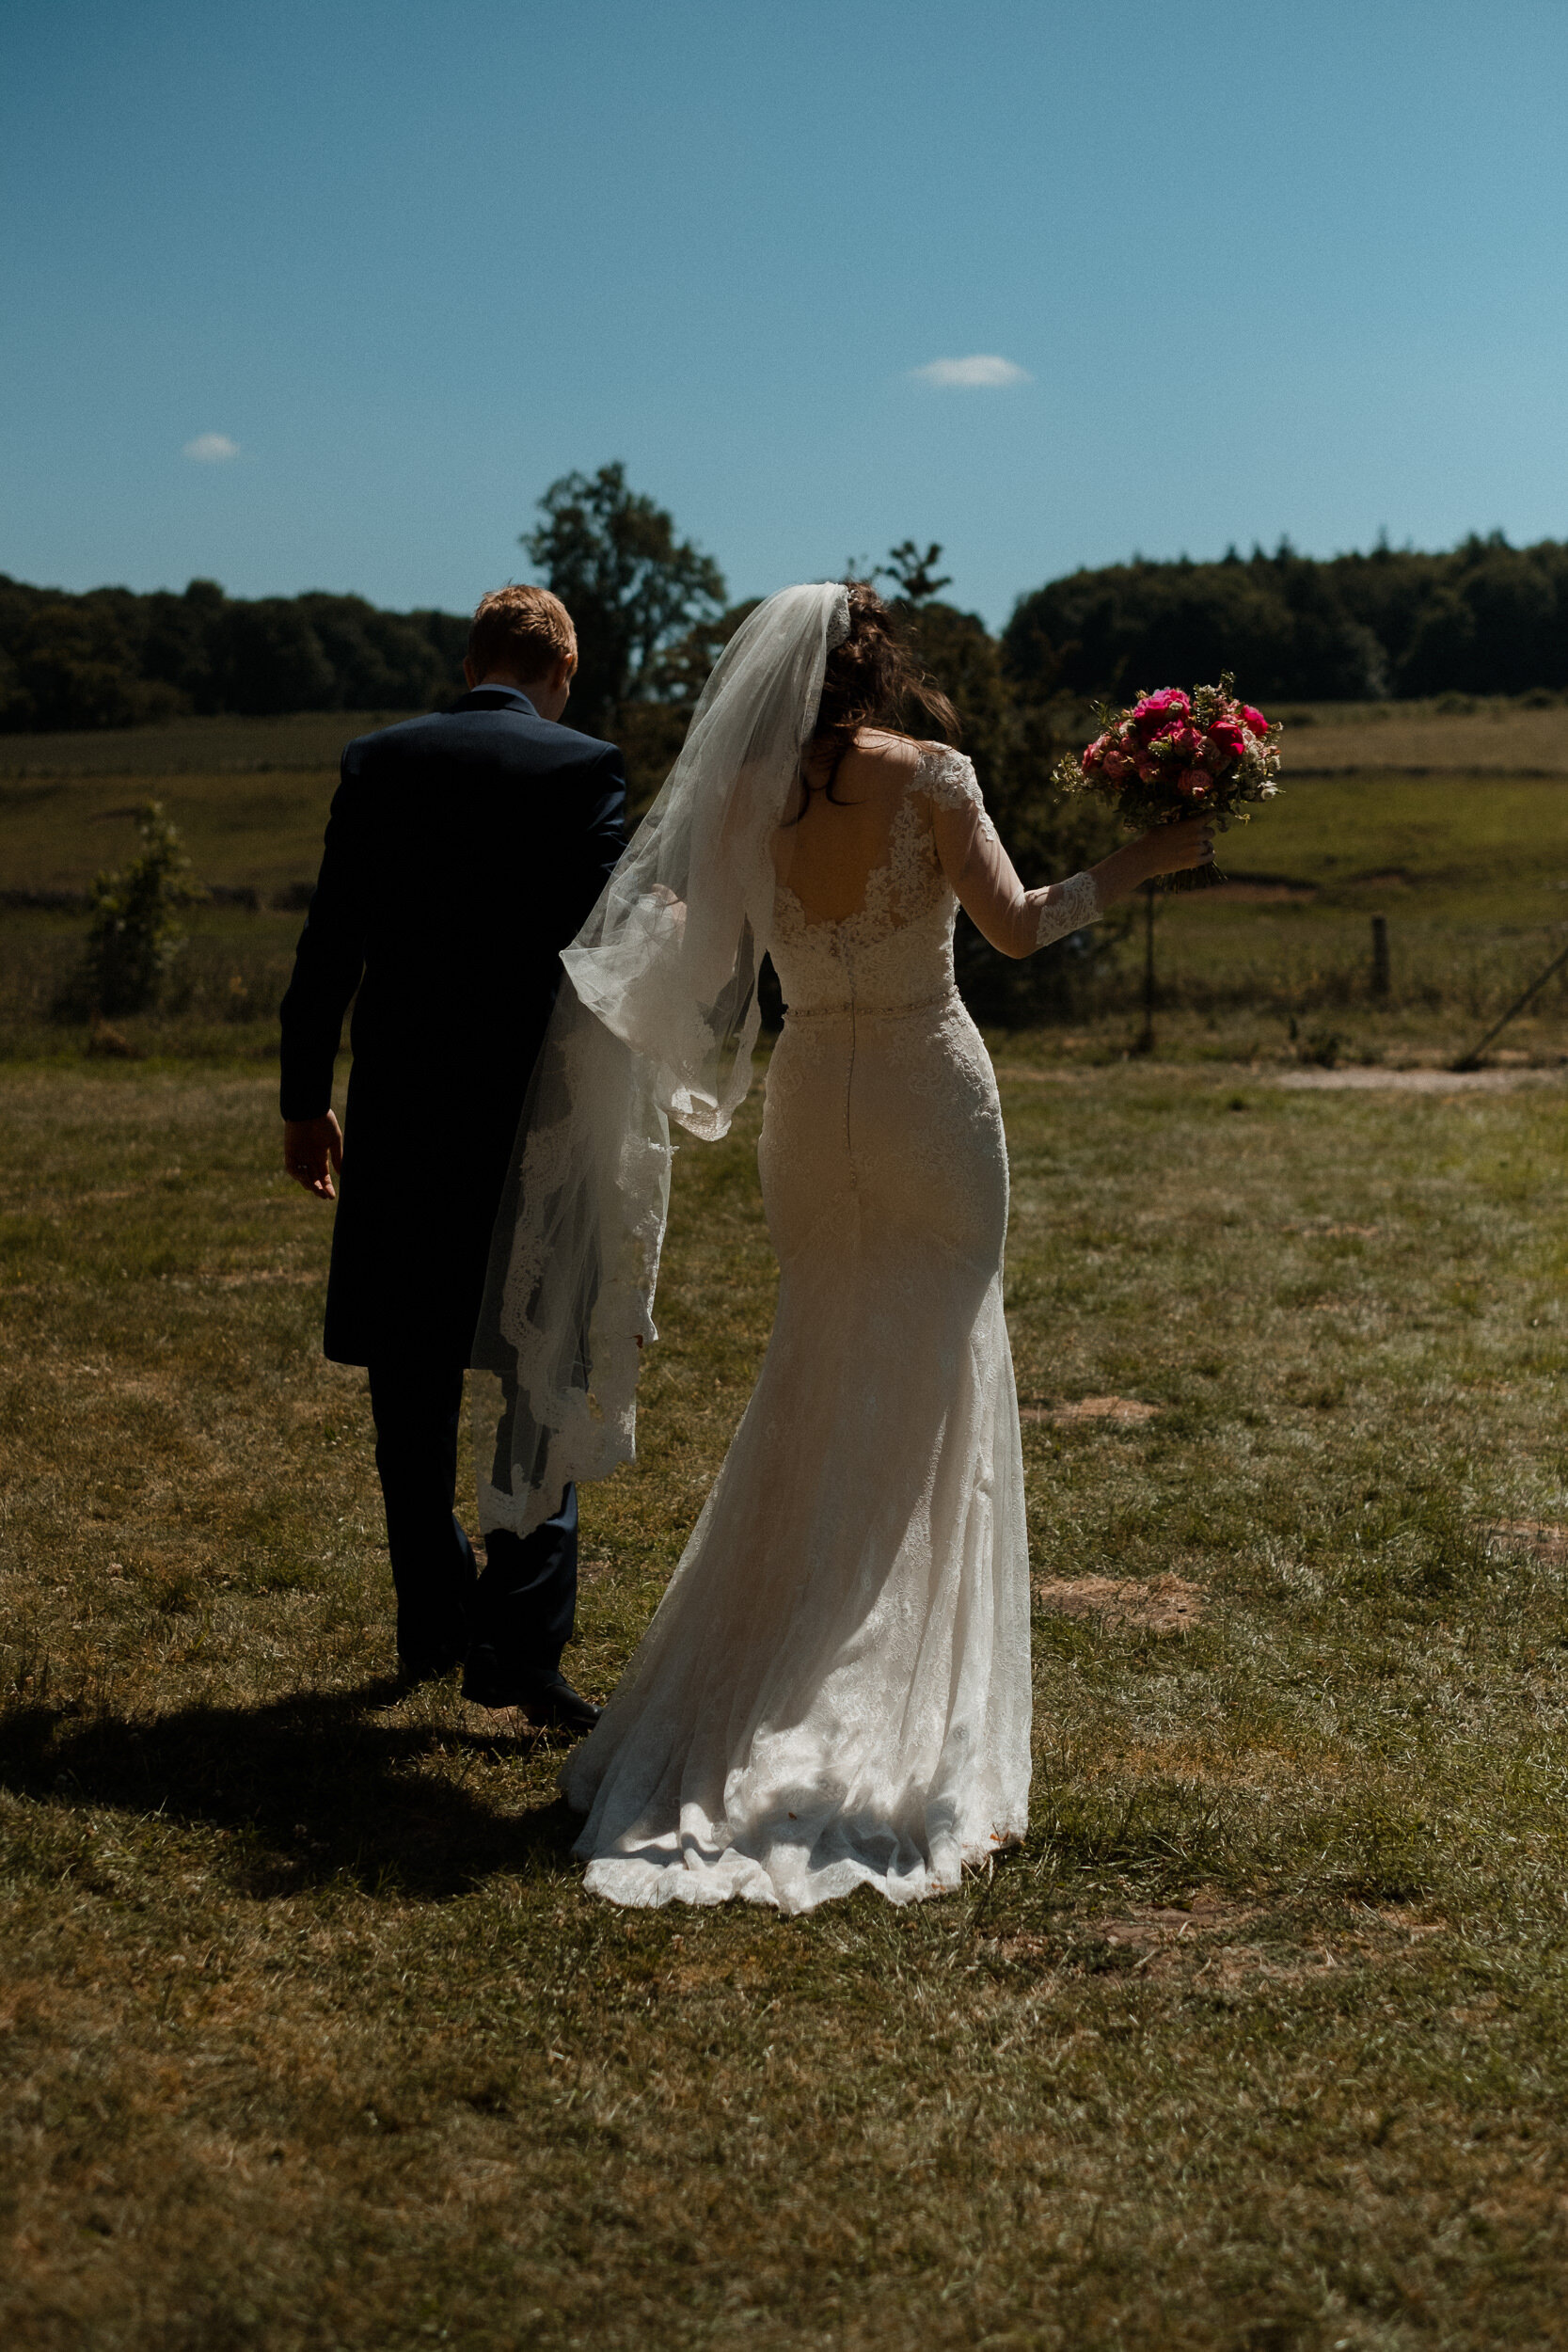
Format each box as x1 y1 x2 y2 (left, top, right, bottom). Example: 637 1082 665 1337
878 541 953 605
523 462 727 735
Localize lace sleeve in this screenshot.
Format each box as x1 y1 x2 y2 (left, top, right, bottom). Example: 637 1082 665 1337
919 748 1102 959
1033 869 1101 949
913 744 988 815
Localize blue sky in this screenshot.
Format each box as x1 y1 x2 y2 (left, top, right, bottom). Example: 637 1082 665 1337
4 0 1566 628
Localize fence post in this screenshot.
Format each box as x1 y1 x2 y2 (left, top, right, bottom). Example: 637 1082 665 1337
1136 882 1157 1053
1370 914 1390 998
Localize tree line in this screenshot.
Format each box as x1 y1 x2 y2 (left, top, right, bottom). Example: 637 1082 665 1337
7 481 1565 747
0 575 468 733
1005 532 1568 705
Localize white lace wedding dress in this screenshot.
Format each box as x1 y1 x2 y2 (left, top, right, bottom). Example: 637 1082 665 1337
560 745 1101 1911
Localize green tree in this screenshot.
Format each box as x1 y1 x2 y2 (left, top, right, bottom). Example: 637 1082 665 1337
11 596 182 731
899 594 1122 1023
208 599 335 716
878 541 952 605
296 594 451 708
523 463 727 736
613 599 762 818
79 803 205 1015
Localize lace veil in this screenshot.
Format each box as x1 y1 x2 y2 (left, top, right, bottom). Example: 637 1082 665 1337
472 580 850 1538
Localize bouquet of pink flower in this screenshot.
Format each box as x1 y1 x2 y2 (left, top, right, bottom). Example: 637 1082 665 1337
1052 675 1283 890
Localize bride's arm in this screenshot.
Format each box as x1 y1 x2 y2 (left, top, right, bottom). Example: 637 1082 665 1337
932 784 1214 959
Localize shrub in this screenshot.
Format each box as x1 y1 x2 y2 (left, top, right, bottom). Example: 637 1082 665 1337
74 803 205 1016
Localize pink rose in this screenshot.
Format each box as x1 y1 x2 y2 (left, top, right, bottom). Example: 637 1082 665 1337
1102 749 1133 781
1169 723 1205 760
1241 704 1268 738
1131 687 1191 734
1136 755 1161 784
1206 719 1248 763
1082 735 1108 771
1175 769 1210 798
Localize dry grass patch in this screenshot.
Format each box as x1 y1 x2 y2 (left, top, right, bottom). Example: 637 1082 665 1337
1033 1573 1202 1634
1287 700 1568 774
1282 1219 1380 1237
1023 1393 1161 1427
1476 1518 1568 1563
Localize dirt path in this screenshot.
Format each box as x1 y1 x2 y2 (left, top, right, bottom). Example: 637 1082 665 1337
1273 1065 1563 1091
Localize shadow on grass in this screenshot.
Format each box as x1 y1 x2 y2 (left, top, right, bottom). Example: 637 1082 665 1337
0 1678 584 1899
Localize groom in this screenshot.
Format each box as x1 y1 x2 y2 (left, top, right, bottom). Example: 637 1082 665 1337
278 585 628 1727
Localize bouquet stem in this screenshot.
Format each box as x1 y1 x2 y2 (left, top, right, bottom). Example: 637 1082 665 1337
1159 862 1227 895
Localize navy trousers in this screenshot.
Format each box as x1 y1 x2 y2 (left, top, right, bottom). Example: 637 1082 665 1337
367 1356 577 1685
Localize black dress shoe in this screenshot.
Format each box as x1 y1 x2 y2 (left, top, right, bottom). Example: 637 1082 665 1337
462 1661 601 1733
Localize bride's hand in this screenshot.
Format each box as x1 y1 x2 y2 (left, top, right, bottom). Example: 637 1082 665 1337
1090 816 1217 907
1137 817 1215 880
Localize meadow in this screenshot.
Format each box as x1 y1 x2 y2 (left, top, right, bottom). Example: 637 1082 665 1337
0 709 402 1063
5 695 1568 1068
3 703 1568 2348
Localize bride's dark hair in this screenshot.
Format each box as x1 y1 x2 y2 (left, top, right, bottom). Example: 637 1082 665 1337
800 580 960 809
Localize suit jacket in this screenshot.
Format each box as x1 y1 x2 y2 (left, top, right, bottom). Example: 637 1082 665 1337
278 686 628 1365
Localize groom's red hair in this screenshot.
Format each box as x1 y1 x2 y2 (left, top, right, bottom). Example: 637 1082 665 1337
467 584 577 682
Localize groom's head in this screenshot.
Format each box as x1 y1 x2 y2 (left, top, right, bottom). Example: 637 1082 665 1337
464 585 578 721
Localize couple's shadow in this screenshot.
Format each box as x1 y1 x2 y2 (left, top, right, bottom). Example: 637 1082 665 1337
0 1678 583 1899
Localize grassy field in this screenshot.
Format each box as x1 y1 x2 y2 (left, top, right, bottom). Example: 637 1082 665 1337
1106 770 1568 1066
1276 699 1568 777
4 700 1568 1068
3 1053 1568 2349
0 711 398 1059
0 714 392 902
3 698 1565 896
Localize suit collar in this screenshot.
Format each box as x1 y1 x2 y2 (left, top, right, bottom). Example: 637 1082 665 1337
454 685 539 716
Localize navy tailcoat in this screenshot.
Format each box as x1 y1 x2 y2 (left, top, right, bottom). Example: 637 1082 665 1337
278 687 628 1366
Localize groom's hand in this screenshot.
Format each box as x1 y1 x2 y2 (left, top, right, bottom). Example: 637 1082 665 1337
284 1112 343 1200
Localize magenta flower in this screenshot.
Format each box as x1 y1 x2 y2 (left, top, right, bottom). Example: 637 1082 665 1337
1132 688 1191 734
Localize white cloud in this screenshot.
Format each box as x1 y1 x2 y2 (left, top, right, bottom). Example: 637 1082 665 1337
183 432 240 463
911 355 1031 389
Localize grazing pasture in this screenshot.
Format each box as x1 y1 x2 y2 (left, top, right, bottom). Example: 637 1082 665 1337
1275 697 1568 777
3 1055 1567 2349
3 698 1568 1066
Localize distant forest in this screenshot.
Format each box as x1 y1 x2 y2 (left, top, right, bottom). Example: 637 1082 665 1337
4 524 1567 738
0 576 469 734
1004 533 1568 705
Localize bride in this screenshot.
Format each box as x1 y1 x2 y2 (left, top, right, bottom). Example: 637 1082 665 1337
473 580 1211 1913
